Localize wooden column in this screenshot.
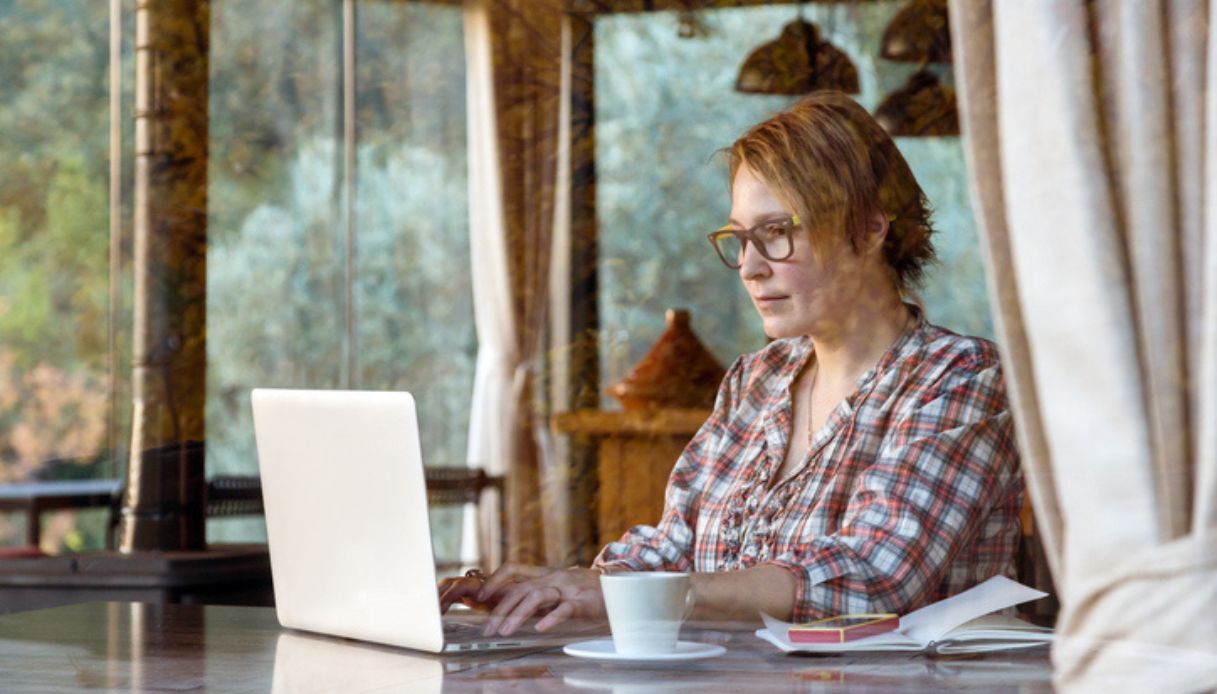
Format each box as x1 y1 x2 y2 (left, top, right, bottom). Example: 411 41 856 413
559 10 602 566
120 0 210 553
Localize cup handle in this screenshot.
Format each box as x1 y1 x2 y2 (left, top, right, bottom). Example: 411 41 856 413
683 586 696 620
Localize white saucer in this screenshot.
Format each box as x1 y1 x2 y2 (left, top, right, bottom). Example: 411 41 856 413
563 639 726 662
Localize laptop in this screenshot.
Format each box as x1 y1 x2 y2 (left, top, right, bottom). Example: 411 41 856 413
251 388 601 653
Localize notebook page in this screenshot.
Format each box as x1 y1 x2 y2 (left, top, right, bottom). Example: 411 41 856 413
898 576 1047 645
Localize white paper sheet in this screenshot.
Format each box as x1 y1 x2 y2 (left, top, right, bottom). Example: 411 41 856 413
898 575 1047 644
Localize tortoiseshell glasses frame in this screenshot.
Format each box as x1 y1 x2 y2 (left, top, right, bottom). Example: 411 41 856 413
706 215 802 269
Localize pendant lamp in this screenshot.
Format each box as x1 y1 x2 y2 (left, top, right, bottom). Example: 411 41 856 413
735 16 859 95
875 0 957 136
874 69 958 137
880 0 952 64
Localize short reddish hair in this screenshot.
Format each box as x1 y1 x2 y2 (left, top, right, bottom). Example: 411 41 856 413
726 91 936 292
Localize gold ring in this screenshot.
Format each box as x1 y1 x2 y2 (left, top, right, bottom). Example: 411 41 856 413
465 568 486 585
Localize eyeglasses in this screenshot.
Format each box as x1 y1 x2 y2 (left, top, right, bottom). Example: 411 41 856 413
706 215 802 269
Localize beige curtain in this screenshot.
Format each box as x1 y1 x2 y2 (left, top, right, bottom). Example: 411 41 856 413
464 0 568 567
950 0 1217 689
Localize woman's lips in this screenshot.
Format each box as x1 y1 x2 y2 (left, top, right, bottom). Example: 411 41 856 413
753 295 789 308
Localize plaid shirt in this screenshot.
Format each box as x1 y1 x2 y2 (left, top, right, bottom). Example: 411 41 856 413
594 308 1023 621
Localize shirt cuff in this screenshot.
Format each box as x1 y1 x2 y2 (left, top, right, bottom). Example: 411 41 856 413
765 558 823 622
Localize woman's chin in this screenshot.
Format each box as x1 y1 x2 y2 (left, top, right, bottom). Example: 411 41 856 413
760 318 807 340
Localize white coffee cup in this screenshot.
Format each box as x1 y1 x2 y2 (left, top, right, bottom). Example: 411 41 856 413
599 572 695 656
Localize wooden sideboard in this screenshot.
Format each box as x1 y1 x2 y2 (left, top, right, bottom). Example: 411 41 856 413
553 408 709 548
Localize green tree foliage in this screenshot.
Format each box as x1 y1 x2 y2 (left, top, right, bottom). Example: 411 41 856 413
0 0 113 466
0 158 109 367
0 0 110 231
0 0 111 371
0 0 118 550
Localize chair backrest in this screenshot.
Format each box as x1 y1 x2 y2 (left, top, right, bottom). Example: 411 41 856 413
192 468 503 573
424 466 503 574
1016 494 1059 626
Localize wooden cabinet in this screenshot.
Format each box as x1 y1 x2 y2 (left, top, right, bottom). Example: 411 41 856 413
553 409 709 549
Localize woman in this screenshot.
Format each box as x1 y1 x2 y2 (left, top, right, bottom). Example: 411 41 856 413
440 91 1022 637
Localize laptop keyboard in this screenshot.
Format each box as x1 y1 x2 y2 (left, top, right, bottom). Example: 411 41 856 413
443 618 485 640
442 612 608 646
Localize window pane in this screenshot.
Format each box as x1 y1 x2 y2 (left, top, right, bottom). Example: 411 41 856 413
207 1 473 555
595 5 993 392
207 0 345 542
354 1 472 563
0 1 133 551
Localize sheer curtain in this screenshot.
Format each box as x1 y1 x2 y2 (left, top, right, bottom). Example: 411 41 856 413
463 0 512 570
463 0 567 567
950 1 1217 688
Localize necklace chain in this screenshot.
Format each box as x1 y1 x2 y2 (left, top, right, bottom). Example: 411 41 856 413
806 361 819 446
805 309 916 447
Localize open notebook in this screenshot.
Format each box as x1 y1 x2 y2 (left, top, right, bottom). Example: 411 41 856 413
757 575 1054 655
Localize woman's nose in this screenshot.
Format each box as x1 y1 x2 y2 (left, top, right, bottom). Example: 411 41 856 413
738 241 771 280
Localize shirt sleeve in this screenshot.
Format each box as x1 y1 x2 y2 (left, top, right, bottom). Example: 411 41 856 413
766 351 1021 621
592 356 747 573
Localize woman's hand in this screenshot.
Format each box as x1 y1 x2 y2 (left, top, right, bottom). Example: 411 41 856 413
474 564 606 636
437 564 606 635
438 570 491 613
437 566 552 614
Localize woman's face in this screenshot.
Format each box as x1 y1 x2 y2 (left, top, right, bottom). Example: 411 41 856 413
729 165 887 340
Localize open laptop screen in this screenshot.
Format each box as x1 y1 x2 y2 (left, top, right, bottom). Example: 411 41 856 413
253 389 446 652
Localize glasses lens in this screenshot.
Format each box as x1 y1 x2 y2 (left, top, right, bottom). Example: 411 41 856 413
713 232 744 268
755 221 793 261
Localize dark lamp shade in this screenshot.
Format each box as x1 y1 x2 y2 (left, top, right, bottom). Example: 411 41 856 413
735 19 859 95
874 70 959 137
880 0 953 64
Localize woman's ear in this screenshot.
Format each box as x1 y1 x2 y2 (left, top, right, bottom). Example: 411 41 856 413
861 211 890 256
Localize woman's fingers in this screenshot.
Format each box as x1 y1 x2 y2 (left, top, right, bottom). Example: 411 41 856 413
438 577 458 612
534 599 575 632
495 585 560 636
449 565 605 634
438 576 480 613
478 563 546 602
482 581 537 635
483 581 559 636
